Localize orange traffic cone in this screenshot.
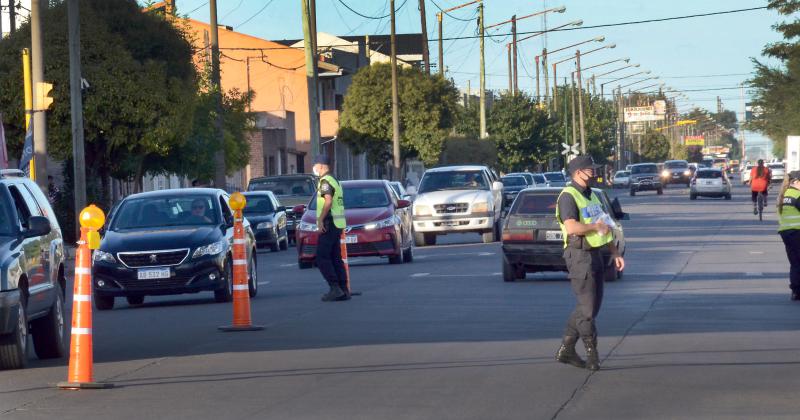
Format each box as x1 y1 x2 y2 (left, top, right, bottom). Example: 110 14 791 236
58 222 112 389
219 193 263 332
339 231 351 294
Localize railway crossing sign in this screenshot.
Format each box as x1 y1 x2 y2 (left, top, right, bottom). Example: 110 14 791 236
561 143 579 157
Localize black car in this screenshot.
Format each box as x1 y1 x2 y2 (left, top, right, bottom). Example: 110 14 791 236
243 191 288 251
92 188 258 310
629 163 663 196
501 175 529 207
661 160 692 187
0 170 67 369
248 174 317 245
501 187 628 282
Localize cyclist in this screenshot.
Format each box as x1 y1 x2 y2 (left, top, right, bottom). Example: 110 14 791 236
777 171 800 301
750 159 772 214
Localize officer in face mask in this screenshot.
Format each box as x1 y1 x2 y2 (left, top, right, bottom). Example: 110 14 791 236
554 155 625 371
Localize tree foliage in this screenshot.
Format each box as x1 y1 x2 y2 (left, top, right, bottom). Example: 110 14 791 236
440 135 497 168
639 130 670 162
489 92 559 172
338 63 458 166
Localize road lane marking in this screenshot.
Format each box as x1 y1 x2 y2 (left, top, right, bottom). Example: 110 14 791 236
749 251 764 255
279 263 297 267
258 281 271 286
660 272 677 275
411 273 431 277
746 272 763 276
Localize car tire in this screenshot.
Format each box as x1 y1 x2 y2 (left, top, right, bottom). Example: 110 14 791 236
248 254 258 298
657 188 663 195
279 236 289 251
690 194 697 200
402 246 414 263
214 259 233 303
725 194 732 200
0 302 28 369
94 293 115 311
298 260 313 269
126 295 145 306
415 232 436 246
630 189 636 197
31 284 67 360
482 228 496 244
389 253 403 264
269 241 279 252
502 256 516 282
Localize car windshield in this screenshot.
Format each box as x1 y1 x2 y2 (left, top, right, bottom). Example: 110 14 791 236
665 161 688 169
615 171 629 178
696 170 723 179
512 193 558 215
243 196 274 215
418 171 488 193
544 172 565 182
769 163 785 169
532 174 546 184
502 176 526 187
0 195 15 235
249 178 315 196
111 195 219 230
631 164 657 174
390 183 402 197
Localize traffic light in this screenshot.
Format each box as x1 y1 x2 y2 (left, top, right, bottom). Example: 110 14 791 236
34 82 54 111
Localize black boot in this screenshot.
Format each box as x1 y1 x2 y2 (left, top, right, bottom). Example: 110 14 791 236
556 336 586 368
583 337 600 371
321 284 345 302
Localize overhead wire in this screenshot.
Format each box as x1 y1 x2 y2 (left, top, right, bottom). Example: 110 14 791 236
186 2 209 15
337 0 409 20
237 0 277 28
430 0 478 22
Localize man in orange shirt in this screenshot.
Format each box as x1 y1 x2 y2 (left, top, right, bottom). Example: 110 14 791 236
751 159 772 214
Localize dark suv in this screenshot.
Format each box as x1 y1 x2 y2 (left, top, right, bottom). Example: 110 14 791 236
0 170 67 369
661 160 691 187
629 163 663 196
248 174 317 244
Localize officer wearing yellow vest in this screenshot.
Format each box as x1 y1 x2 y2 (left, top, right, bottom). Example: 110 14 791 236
313 155 350 302
555 155 625 371
777 170 800 301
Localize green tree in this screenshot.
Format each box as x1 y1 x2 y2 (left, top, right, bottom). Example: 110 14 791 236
338 63 458 166
453 97 480 138
639 130 670 162
440 135 497 167
488 92 559 172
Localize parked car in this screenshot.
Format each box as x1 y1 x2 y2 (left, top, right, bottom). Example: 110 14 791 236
629 163 663 196
531 173 549 187
91 188 258 310
296 180 414 267
769 161 786 183
389 181 413 201
506 172 536 187
411 165 504 246
501 175 529 207
741 164 754 185
543 171 568 188
247 174 317 245
500 187 628 282
612 171 631 188
243 191 289 252
0 170 67 370
661 160 692 187
690 168 731 200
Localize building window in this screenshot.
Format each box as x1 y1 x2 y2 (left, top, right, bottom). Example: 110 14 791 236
268 156 276 176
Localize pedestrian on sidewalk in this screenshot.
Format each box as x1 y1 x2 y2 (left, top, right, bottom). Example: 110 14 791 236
313 155 350 302
777 170 800 301
554 155 625 371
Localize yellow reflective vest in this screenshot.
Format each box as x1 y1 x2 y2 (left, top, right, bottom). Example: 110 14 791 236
779 188 800 232
556 185 614 249
317 174 346 229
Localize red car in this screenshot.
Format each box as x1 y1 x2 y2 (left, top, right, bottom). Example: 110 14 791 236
295 180 414 268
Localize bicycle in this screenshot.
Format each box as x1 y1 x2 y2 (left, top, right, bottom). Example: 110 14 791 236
755 189 768 221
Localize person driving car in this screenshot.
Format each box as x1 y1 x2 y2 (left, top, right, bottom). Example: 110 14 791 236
188 198 212 224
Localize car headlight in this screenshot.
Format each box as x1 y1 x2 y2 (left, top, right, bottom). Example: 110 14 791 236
256 221 274 230
413 204 431 216
364 216 398 230
192 240 227 259
683 170 691 176
93 250 116 264
472 201 489 213
297 221 319 232
661 170 670 177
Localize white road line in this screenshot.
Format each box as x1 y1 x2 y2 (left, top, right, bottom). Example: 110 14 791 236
279 263 297 267
257 281 271 286
746 272 763 276
410 273 431 278
661 272 677 275
749 251 764 255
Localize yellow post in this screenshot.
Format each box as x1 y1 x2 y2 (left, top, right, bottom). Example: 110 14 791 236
22 48 35 181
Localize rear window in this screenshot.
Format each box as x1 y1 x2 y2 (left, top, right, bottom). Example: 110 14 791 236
502 176 527 187
713 158 727 164
696 170 722 179
512 193 558 215
665 161 688 169
631 164 657 174
544 172 565 182
532 174 546 184
614 171 629 178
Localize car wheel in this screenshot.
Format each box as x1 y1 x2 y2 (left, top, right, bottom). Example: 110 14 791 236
481 228 496 244
31 284 66 360
126 295 145 306
298 260 313 269
657 188 663 195
93 293 115 311
389 253 403 264
402 246 414 263
0 301 28 369
279 236 289 251
690 194 697 200
269 241 279 252
502 256 516 282
725 194 732 200
630 189 636 197
248 254 258 298
214 259 233 303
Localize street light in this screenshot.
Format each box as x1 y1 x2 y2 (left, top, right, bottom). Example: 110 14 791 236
633 82 665 93
619 76 660 91
551 43 615 108
436 0 482 77
537 34 602 103
517 19 583 100
597 64 640 96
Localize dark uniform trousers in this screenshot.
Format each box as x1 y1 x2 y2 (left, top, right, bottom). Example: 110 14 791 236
563 246 605 340
316 218 348 292
780 229 800 293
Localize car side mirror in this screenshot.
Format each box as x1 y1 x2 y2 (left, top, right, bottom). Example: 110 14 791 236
292 204 307 214
492 181 504 191
397 199 411 209
25 216 51 238
406 186 417 195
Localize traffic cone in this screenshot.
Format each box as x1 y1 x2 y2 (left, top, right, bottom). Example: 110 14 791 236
57 226 112 389
219 194 263 332
339 230 351 294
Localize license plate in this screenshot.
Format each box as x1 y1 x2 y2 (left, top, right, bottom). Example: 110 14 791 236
137 268 170 280
545 231 562 241
345 235 358 244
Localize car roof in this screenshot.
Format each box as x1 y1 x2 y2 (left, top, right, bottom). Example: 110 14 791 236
631 162 657 166
123 188 223 200
250 174 315 181
243 191 273 196
502 175 525 179
426 165 489 172
697 167 722 172
341 179 389 188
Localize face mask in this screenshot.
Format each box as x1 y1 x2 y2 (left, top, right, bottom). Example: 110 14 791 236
312 167 320 176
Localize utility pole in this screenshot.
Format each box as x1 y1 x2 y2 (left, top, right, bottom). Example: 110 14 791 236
617 86 624 169
506 44 512 93
576 50 586 154
478 2 486 138
245 57 251 112
542 48 549 104
68 0 86 234
301 0 321 161
552 63 557 110
419 0 430 75
535 56 540 102
209 0 226 188
390 0 401 180
511 15 517 95
437 12 443 76
571 73 577 146
9 0 16 33
31 0 47 190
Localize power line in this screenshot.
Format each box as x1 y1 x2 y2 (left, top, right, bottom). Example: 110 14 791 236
237 0 277 28
220 0 244 22
186 2 209 15
430 0 478 22
337 0 408 20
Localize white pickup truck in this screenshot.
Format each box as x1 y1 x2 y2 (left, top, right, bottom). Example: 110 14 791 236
410 165 504 246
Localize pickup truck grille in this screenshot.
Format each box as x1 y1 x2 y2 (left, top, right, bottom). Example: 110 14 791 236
434 203 468 214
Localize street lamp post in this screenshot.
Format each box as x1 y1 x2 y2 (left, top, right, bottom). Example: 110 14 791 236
436 0 482 76
538 35 603 107
597 64 640 96
520 19 582 101
551 42 614 110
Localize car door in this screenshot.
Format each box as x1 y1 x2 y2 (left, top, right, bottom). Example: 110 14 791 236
271 192 286 238
390 183 412 245
485 170 502 218
7 184 49 313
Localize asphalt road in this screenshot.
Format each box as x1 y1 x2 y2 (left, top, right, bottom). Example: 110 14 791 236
2 179 799 419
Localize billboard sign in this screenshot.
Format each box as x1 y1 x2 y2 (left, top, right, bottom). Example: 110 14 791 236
787 136 800 173
653 100 667 115
684 135 705 146
624 106 664 122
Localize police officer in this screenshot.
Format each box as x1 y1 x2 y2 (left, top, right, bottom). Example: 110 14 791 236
555 155 625 371
313 155 350 302
777 170 800 301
